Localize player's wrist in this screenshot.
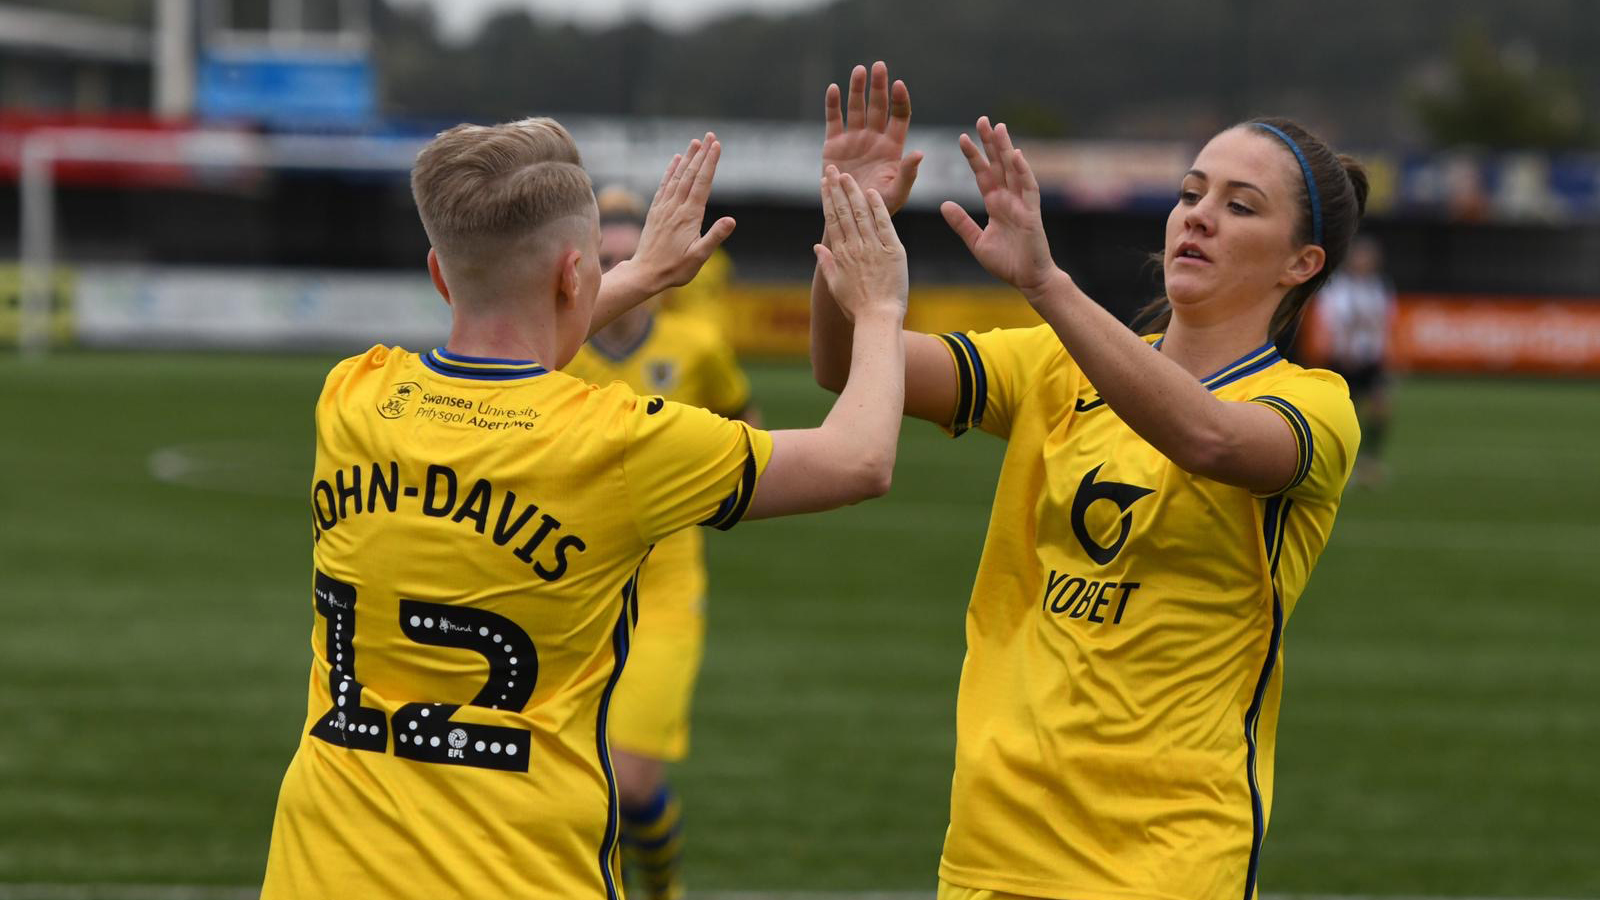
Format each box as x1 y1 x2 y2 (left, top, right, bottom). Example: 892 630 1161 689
1021 267 1074 308
611 257 662 299
851 303 906 329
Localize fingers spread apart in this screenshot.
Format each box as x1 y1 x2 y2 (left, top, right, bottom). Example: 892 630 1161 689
866 61 890 133
824 83 844 139
846 65 867 132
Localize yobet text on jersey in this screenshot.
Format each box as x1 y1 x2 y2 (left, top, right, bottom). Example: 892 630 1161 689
1041 569 1141 624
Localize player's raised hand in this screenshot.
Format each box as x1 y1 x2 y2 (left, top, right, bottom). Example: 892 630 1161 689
633 132 738 290
813 166 908 323
940 118 1060 301
822 61 923 215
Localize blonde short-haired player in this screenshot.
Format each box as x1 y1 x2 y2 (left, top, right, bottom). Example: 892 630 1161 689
261 118 911 900
562 185 759 900
812 64 1365 900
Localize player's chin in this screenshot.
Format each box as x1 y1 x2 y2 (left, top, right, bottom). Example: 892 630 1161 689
1163 269 1213 306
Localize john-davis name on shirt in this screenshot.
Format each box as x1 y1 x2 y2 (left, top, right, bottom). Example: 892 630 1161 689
311 461 586 582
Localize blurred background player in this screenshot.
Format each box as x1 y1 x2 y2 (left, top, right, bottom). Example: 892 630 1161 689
661 242 736 335
563 185 761 900
1313 236 1395 485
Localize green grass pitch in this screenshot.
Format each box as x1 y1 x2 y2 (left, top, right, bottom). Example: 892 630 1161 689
0 352 1596 896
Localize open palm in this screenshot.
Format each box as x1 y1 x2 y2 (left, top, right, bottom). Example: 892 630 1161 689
941 118 1058 297
822 62 923 214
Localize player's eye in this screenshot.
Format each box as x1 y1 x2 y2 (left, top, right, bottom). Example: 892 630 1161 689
1227 200 1254 215
1178 189 1201 205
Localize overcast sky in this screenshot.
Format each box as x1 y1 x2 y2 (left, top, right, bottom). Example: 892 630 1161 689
395 0 834 38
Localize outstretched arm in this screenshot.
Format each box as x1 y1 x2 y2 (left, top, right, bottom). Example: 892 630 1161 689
746 169 907 519
807 62 959 427
942 118 1302 494
591 133 737 336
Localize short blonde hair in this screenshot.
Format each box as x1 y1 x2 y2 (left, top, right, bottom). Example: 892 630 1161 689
596 184 646 226
411 117 595 258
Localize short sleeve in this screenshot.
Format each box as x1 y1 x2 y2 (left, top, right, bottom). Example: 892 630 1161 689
623 396 774 544
934 325 1062 440
697 337 752 418
1250 370 1361 502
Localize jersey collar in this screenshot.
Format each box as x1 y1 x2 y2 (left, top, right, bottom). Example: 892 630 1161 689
421 347 549 381
588 317 655 363
1150 336 1283 392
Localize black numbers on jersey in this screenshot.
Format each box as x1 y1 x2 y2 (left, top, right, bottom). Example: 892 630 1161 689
306 573 538 773
309 572 388 751
392 600 537 772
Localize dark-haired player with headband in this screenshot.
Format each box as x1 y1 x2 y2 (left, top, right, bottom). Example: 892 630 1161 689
812 63 1365 900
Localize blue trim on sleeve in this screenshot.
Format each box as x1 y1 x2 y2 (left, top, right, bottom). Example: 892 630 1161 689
935 332 987 437
700 439 759 531
1252 395 1314 493
950 332 988 428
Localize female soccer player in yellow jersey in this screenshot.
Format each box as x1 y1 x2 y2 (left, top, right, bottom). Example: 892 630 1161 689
812 64 1365 900
261 118 912 900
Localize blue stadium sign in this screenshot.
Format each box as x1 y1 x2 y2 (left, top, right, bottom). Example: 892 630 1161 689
196 48 376 127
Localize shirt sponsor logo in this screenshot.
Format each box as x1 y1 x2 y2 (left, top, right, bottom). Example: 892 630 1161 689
378 381 422 419
1070 463 1154 565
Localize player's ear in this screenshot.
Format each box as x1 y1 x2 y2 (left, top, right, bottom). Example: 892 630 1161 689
1281 243 1325 288
427 248 453 306
556 248 584 308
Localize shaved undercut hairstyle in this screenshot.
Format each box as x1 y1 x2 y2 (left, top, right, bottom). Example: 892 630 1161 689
411 117 596 261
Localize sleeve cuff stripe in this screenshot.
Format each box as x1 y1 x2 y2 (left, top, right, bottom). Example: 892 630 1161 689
1253 395 1313 491
949 331 988 428
936 332 985 436
701 441 759 531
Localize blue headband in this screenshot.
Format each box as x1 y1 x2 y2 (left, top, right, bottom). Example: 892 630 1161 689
1252 123 1323 246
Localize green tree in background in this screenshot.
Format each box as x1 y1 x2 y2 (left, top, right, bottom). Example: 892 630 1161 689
1415 23 1597 150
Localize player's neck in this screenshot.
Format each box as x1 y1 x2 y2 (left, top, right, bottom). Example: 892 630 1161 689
1158 314 1275 381
445 308 561 366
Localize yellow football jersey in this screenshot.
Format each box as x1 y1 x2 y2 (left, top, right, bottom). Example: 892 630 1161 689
660 247 734 333
260 345 771 900
565 312 752 627
565 312 752 760
934 326 1358 900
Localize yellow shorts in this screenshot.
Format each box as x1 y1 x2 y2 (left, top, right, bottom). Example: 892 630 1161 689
607 605 704 762
937 880 1050 900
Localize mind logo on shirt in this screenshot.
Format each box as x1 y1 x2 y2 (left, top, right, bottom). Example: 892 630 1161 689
1070 463 1154 565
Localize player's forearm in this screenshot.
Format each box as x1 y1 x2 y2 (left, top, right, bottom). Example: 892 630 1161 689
1025 271 1235 471
819 308 906 496
809 259 855 392
589 260 656 338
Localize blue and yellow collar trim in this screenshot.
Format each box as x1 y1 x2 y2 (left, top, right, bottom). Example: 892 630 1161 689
421 347 549 381
1151 337 1282 391
1201 340 1282 390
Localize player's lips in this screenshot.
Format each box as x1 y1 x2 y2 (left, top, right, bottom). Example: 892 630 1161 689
1173 241 1211 265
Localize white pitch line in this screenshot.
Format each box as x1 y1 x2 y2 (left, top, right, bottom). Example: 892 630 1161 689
0 888 1594 900
147 441 302 498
